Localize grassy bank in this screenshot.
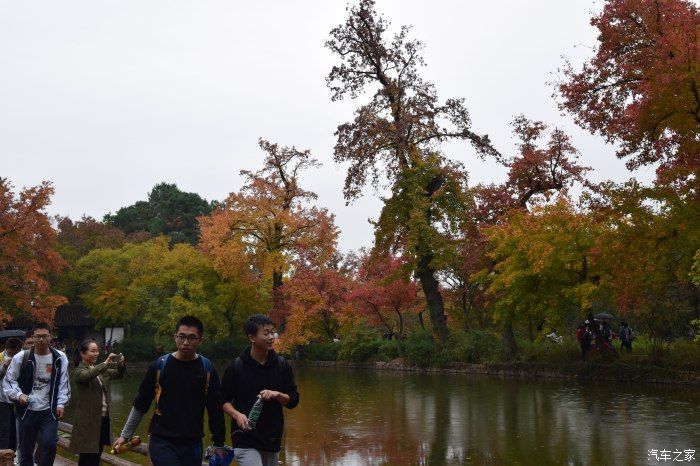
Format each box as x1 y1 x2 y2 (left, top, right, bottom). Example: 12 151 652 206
290 328 700 382
109 328 700 385
293 359 700 385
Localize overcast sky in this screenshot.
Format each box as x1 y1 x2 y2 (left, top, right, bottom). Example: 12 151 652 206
0 0 657 252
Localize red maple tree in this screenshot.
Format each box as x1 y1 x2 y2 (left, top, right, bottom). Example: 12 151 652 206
558 0 699 185
351 253 420 354
0 179 67 325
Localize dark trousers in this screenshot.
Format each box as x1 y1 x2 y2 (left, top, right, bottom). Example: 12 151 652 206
18 409 57 466
78 416 111 466
620 340 632 351
0 402 16 449
581 341 591 361
149 434 203 466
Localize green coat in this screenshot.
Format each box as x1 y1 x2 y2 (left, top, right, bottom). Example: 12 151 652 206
68 361 124 454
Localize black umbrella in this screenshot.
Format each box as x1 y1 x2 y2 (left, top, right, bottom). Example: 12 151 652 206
594 312 616 321
0 329 25 339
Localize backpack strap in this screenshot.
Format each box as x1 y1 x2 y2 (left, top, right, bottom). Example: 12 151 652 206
153 354 170 415
199 355 213 397
20 349 31 374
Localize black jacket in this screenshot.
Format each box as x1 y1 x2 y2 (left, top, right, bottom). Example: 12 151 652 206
132 355 225 445
220 347 299 452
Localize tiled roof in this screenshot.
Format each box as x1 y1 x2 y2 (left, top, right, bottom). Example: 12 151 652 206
54 304 96 328
3 314 34 330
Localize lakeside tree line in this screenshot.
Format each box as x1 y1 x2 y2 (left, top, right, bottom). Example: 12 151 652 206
1 0 698 361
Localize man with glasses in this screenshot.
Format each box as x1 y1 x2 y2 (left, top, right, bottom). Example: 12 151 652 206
113 316 225 466
2 323 70 466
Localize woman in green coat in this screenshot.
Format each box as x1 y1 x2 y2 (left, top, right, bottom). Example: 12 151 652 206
68 340 125 466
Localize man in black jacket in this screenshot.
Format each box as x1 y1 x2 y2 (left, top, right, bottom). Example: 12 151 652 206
113 316 225 465
220 314 299 466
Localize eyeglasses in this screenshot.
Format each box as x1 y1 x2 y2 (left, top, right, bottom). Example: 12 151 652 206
174 334 200 342
33 335 51 340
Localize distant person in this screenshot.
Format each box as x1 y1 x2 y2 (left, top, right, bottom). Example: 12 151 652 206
577 322 592 361
20 337 33 351
2 323 70 466
68 340 125 466
220 314 299 466
619 321 634 352
0 338 22 449
113 316 225 466
601 321 613 347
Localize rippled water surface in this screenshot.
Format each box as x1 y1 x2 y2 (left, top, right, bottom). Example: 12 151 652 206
67 366 700 465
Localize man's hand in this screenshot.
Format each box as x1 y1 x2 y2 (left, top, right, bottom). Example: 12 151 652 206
56 407 64 419
259 389 280 401
113 437 127 452
213 447 226 458
233 411 250 430
260 389 290 405
18 394 28 406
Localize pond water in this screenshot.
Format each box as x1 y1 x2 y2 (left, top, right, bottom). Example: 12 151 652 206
66 366 700 465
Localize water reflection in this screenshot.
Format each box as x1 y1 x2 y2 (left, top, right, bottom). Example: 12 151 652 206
281 369 700 465
70 366 700 465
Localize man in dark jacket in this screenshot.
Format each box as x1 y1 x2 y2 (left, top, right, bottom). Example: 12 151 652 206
220 314 299 466
113 316 225 466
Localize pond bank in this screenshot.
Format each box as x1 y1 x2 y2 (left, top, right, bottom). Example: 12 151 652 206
291 359 700 386
119 358 700 386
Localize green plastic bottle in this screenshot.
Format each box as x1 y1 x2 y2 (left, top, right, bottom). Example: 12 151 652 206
247 396 263 429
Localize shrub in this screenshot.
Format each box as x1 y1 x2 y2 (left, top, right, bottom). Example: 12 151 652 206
451 330 503 363
404 329 435 367
112 335 157 362
338 326 381 362
519 337 580 364
665 339 700 371
199 336 248 361
378 339 400 361
303 341 340 361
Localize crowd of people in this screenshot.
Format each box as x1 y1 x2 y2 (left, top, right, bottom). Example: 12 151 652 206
576 314 635 361
0 314 298 466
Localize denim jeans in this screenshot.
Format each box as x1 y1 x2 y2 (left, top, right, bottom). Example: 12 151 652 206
148 434 203 466
18 409 57 466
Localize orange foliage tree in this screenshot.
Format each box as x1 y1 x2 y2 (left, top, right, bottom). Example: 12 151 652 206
199 139 338 323
0 179 66 325
277 266 353 352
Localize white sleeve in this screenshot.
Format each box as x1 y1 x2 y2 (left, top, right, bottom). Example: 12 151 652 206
2 351 24 402
57 352 70 408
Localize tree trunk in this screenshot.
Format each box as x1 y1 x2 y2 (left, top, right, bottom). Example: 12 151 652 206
272 269 284 325
461 286 469 332
502 323 518 358
397 311 404 357
416 252 449 345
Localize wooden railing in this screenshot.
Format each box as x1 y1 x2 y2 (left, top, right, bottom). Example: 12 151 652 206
57 422 209 466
